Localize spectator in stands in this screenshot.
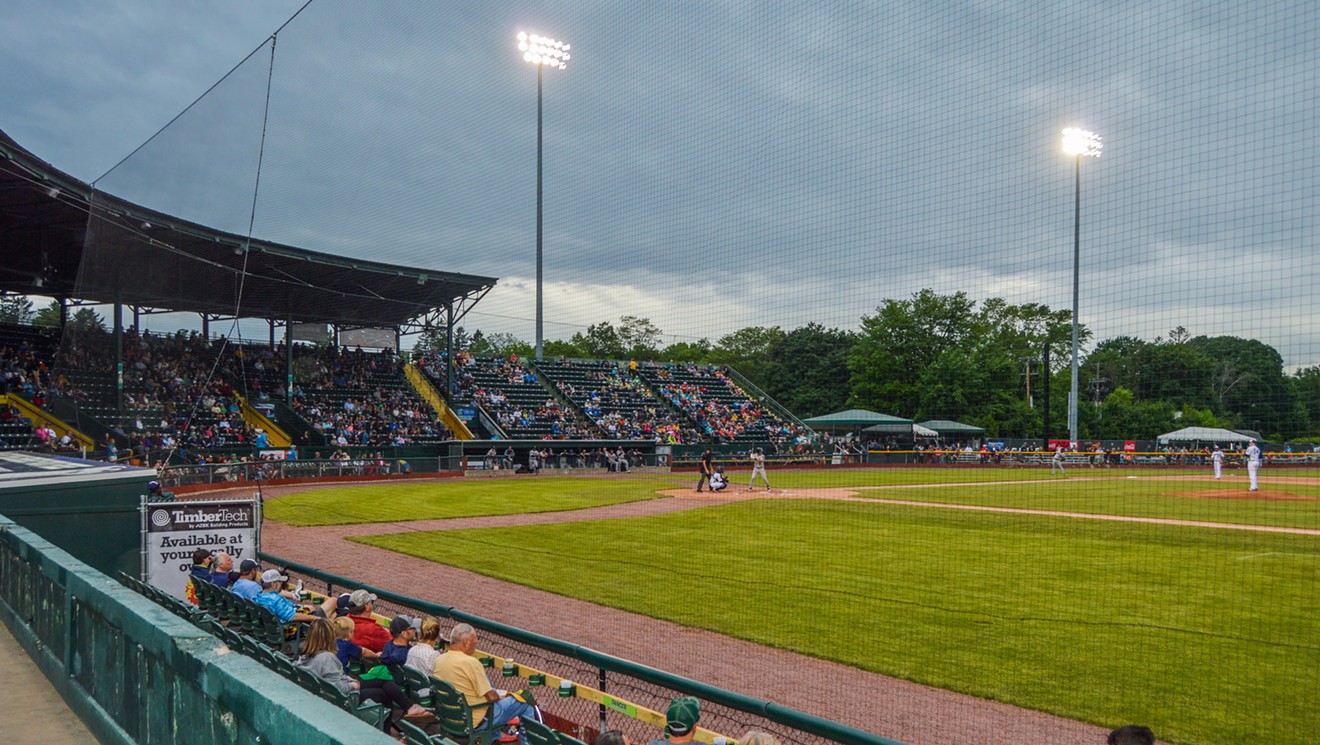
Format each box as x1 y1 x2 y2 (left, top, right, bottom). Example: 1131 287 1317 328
380 615 420 667
405 615 446 675
230 559 263 600
593 731 630 745
304 618 435 727
252 569 337 624
300 618 361 694
433 623 541 732
347 589 394 653
1107 725 1155 745
647 697 701 745
696 449 714 492
739 733 780 745
209 552 235 588
333 615 377 669
188 548 212 586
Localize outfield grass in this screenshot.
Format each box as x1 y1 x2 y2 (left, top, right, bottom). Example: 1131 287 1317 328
837 476 1320 529
354 500 1320 745
263 478 666 526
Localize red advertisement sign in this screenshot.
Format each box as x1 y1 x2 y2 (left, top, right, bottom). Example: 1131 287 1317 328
1123 441 1137 452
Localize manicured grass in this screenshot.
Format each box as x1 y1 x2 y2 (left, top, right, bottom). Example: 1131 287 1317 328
844 476 1320 529
354 500 1320 745
263 478 665 526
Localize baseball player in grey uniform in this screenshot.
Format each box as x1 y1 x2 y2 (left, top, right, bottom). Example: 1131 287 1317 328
1246 439 1261 491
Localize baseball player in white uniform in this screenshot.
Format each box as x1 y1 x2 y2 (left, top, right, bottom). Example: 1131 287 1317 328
748 448 771 491
1051 446 1066 477
1211 446 1224 479
1246 439 1261 491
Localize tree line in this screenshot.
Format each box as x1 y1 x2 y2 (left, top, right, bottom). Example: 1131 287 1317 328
418 289 1320 442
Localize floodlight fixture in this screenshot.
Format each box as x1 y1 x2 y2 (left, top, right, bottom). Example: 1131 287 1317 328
1061 127 1102 157
517 31 570 70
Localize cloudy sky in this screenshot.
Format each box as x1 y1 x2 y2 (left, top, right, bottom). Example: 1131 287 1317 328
2 1 1316 366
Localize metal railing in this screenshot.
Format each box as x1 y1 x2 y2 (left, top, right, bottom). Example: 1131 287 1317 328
159 456 464 487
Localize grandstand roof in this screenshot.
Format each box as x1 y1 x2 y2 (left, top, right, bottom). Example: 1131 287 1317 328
0 130 496 328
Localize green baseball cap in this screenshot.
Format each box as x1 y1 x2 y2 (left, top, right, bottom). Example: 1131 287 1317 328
665 696 701 736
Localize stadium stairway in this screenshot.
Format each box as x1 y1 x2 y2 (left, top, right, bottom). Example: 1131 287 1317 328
0 393 94 451
405 362 473 439
233 391 292 447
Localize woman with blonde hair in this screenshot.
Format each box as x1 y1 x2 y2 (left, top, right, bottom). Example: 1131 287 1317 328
738 732 781 745
313 617 434 726
405 615 445 674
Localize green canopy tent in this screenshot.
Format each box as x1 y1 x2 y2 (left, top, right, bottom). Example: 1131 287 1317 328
803 409 914 434
918 420 987 440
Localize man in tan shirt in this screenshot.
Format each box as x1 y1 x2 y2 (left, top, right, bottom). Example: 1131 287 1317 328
433 623 540 732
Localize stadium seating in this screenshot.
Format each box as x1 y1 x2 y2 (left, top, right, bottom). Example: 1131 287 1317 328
444 356 594 440
636 362 795 445
539 359 696 443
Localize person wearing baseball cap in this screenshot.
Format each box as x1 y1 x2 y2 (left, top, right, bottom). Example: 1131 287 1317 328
648 697 701 744
346 588 393 654
252 569 337 625
380 615 422 667
231 559 263 600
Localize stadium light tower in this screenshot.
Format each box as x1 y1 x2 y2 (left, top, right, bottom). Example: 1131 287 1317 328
1061 127 1102 447
517 30 571 359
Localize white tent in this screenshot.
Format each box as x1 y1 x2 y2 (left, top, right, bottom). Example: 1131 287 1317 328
913 424 938 438
1157 426 1254 444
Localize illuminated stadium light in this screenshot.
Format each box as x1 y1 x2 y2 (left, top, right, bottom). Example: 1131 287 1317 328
516 30 573 359
517 31 570 70
1061 127 1102 157
1061 126 1103 448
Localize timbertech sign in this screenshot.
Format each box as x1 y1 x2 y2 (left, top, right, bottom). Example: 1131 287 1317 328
142 498 259 600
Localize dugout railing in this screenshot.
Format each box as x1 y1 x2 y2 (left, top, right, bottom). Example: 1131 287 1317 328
262 552 909 745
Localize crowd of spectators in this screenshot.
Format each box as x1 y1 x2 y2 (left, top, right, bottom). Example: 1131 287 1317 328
551 360 696 443
642 362 796 445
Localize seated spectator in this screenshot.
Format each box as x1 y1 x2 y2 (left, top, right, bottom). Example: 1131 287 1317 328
647 697 701 745
209 552 235 588
333 615 375 670
380 615 420 667
230 559 263 600
1108 725 1155 745
252 569 337 624
593 731 630 745
739 733 780 745
433 623 541 732
405 615 446 676
185 548 212 604
302 618 435 728
347 589 394 654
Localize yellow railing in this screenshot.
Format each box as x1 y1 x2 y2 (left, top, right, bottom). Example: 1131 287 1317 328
405 363 473 440
233 392 292 448
1 393 94 449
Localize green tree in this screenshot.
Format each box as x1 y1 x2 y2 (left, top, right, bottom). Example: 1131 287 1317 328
568 322 625 359
616 316 663 360
659 339 713 362
710 326 784 388
68 308 106 334
32 300 62 329
760 323 854 418
0 294 35 325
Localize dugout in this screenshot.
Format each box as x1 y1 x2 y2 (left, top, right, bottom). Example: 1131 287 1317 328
0 450 154 576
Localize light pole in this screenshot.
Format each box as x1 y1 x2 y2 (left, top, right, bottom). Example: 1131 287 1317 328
1061 127 1102 447
517 31 570 360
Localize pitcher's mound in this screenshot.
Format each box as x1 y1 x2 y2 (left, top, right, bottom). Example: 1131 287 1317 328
1171 489 1315 501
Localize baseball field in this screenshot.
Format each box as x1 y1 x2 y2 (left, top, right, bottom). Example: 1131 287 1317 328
267 468 1320 745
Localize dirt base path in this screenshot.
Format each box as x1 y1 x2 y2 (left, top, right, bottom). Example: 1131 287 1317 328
251 480 1137 745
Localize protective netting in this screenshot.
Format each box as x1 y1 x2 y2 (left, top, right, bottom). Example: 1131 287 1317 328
5 1 1318 744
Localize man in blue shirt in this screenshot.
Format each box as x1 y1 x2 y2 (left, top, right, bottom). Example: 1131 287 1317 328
380 616 420 668
230 559 264 600
251 569 336 623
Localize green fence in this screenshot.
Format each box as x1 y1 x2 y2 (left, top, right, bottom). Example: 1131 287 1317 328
264 551 909 745
0 515 396 745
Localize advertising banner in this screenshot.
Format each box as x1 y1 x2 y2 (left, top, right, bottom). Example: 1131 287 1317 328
142 498 260 600
1123 441 1137 452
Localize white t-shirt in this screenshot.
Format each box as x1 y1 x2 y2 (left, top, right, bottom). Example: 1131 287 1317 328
407 644 440 676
